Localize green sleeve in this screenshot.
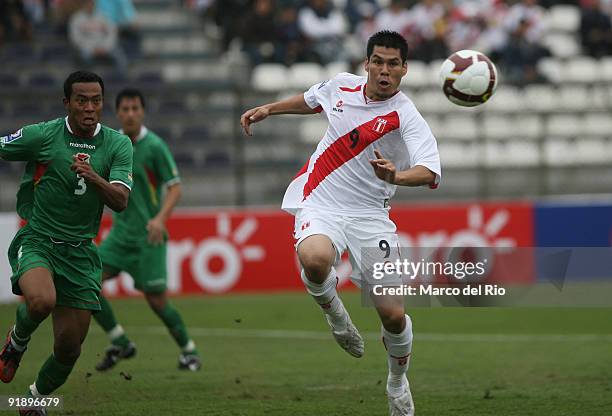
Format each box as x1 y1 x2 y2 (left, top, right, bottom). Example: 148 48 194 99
0 123 50 162
109 136 134 189
154 140 180 186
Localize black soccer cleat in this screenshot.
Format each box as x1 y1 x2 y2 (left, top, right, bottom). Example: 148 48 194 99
178 353 201 371
0 328 26 383
95 342 136 371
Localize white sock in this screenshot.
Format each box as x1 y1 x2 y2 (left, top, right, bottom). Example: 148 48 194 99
182 340 196 354
301 268 348 330
382 314 413 397
30 382 42 397
10 328 28 352
108 324 125 342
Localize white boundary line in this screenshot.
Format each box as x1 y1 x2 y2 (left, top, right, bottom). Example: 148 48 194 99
131 327 612 343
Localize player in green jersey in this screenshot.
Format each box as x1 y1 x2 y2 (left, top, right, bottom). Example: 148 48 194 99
0 71 133 415
93 88 201 372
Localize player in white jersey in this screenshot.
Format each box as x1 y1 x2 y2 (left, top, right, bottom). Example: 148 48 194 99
240 31 441 416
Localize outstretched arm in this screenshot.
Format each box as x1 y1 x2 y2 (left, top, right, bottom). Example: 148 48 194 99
369 150 436 187
240 94 317 136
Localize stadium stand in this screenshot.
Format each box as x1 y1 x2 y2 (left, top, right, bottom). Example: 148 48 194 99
1 0 611 210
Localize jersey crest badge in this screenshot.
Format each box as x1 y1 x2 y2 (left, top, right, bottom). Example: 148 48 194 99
373 118 388 133
75 153 91 164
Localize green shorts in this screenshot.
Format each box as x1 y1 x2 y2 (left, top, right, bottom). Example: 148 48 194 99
98 231 167 294
8 226 102 311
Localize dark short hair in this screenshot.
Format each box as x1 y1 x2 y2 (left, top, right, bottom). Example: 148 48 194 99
366 30 409 63
63 71 104 99
115 88 146 110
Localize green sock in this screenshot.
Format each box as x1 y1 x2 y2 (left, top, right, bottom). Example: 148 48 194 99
13 303 43 349
156 303 196 354
93 296 130 348
34 354 74 395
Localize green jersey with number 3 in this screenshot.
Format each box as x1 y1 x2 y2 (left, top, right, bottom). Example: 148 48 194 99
0 117 133 241
110 126 180 243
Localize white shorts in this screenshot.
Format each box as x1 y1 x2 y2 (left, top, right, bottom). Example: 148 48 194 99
293 207 401 286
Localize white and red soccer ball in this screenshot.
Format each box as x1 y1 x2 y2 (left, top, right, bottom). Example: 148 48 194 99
439 50 498 107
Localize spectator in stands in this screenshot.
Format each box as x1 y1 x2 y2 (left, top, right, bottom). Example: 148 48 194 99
96 0 136 25
96 0 141 56
580 0 612 57
496 0 549 85
446 1 488 53
374 0 412 39
0 0 33 44
69 0 128 72
23 0 46 25
355 2 379 43
240 0 278 65
408 0 449 62
344 1 377 64
503 0 545 44
475 0 509 55
275 4 307 65
212 0 250 52
344 0 379 31
50 0 79 34
298 0 348 64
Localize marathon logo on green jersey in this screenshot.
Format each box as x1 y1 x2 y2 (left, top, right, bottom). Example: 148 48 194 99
70 142 96 150
0 129 23 147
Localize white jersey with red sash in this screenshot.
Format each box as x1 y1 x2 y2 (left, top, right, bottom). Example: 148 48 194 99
282 72 441 216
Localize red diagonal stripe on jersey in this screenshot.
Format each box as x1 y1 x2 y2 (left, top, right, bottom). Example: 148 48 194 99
145 167 160 206
302 112 400 200
33 162 49 185
145 167 158 189
340 85 362 92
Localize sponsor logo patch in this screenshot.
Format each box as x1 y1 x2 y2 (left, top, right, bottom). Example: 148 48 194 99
8 129 23 142
70 142 96 150
1 129 23 147
332 100 344 113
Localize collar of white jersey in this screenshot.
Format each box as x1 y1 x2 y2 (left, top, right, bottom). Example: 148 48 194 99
120 125 148 143
362 84 401 104
64 117 101 137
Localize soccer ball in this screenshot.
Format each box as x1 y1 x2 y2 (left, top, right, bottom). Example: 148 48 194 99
439 50 498 107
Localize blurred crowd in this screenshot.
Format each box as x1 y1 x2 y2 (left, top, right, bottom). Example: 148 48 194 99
2 0 612 85
194 0 612 85
581 0 612 57
0 0 140 72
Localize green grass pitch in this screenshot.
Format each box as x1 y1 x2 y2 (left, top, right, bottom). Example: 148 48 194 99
0 293 611 415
